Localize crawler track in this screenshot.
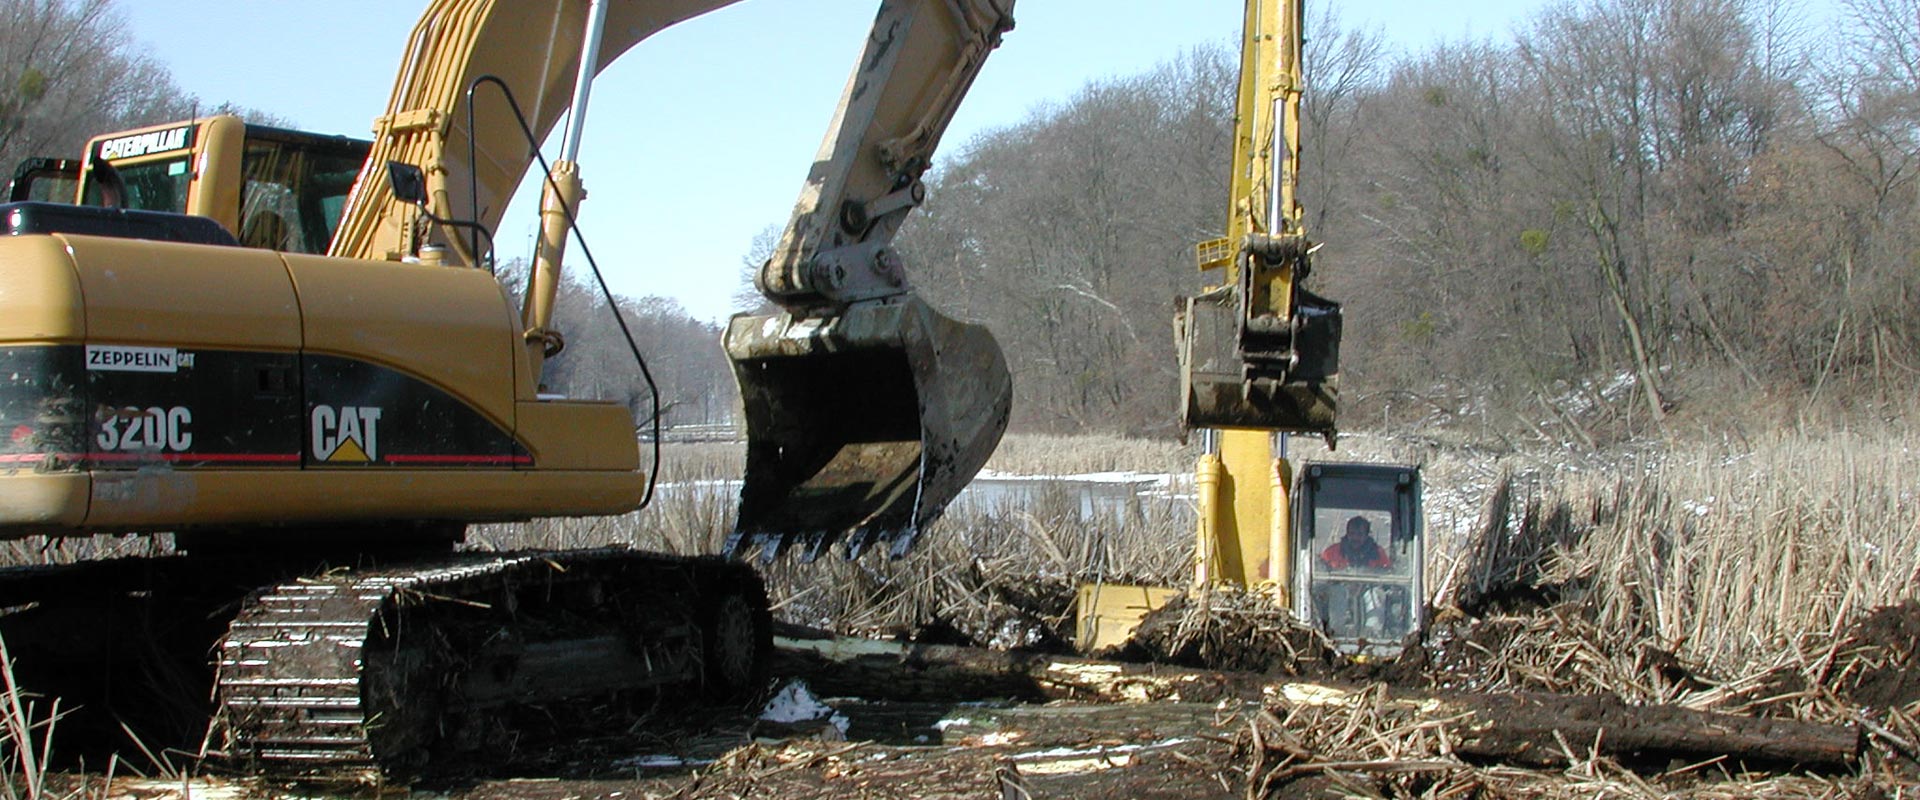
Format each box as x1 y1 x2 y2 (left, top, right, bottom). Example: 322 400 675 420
212 549 770 782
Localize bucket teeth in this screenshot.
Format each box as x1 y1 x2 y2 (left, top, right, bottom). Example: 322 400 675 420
800 532 833 563
724 295 1010 560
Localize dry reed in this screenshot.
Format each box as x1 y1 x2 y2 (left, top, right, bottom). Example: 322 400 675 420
475 433 1198 646
1443 425 1920 687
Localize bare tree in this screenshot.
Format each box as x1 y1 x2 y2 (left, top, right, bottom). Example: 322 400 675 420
0 0 192 167
732 223 781 315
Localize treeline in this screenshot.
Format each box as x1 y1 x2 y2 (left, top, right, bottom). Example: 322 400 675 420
898 0 1920 443
0 0 197 169
500 262 736 429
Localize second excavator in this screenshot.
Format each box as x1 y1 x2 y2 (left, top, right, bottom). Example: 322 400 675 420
0 0 1013 781
1077 0 1426 658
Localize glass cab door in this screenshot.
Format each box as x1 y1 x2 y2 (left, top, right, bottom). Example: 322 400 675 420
1292 462 1423 655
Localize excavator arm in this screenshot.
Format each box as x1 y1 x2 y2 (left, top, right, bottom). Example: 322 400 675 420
726 0 1015 561
1185 0 1342 597
1177 0 1340 434
334 0 1016 561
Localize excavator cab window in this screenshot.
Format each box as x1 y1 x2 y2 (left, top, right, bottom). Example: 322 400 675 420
238 126 371 253
1293 463 1423 655
84 154 192 212
7 158 80 203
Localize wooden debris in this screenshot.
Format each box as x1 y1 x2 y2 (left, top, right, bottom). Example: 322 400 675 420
775 635 1861 771
773 634 1268 704
1274 683 1861 771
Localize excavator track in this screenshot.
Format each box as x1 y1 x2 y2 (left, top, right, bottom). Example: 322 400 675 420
212 549 770 782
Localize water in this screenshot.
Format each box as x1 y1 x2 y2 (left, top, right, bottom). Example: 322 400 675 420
653 472 1189 524
949 472 1187 522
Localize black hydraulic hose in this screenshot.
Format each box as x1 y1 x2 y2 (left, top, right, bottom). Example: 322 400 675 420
465 74 665 510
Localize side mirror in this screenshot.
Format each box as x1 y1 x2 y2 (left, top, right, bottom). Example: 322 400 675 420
385 161 428 205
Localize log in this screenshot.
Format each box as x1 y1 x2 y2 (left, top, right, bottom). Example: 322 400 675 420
1276 682 1860 770
772 634 1268 704
771 634 1862 771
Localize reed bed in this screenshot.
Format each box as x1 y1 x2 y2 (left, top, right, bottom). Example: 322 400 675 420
1446 425 1920 683
980 432 1188 475
476 466 1195 648
485 425 1920 676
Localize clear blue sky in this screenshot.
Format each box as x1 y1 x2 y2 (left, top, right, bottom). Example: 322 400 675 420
121 0 1832 323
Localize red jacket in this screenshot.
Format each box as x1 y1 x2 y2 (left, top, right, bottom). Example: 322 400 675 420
1320 538 1389 570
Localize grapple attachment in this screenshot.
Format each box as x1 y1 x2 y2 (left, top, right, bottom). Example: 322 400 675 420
1177 283 1341 434
723 295 1010 561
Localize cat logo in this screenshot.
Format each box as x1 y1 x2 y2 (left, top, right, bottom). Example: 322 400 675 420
311 405 382 463
98 125 193 159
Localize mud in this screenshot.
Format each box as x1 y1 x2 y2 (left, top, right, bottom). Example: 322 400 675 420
386 701 1240 799
44 594 1920 798
899 571 1079 652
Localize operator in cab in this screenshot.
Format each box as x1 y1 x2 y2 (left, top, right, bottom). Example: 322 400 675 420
1320 515 1390 571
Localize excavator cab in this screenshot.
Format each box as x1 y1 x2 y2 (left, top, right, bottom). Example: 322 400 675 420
1292 462 1423 656
9 115 373 252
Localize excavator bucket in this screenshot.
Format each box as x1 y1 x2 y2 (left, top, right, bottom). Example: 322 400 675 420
723 295 1010 561
1177 287 1340 434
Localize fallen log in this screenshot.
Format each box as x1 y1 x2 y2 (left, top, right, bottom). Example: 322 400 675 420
1273 682 1860 770
773 634 1269 704
772 635 1861 771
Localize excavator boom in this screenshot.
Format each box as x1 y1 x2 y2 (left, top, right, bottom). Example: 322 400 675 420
330 0 747 264
1177 0 1340 434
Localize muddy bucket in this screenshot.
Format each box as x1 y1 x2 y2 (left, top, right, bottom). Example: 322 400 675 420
1177 286 1340 434
723 295 1010 561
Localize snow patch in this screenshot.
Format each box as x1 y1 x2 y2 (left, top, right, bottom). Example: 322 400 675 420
759 680 850 736
1013 738 1194 760
611 754 714 769
1681 497 1716 517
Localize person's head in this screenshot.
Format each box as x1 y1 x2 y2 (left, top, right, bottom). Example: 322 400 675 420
1340 516 1377 565
1343 515 1372 543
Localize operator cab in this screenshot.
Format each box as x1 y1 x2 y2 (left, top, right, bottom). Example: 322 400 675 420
7 115 371 253
1292 462 1423 656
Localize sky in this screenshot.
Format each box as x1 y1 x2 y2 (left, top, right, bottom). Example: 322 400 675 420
119 0 1825 323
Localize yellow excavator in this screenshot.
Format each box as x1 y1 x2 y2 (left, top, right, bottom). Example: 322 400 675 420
1076 0 1424 656
0 0 1011 780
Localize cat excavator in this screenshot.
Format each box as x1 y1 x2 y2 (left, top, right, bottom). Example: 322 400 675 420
0 0 1011 780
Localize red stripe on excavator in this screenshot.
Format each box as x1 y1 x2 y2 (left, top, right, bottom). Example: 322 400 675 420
382 454 533 465
0 452 304 464
87 452 303 463
0 453 531 465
